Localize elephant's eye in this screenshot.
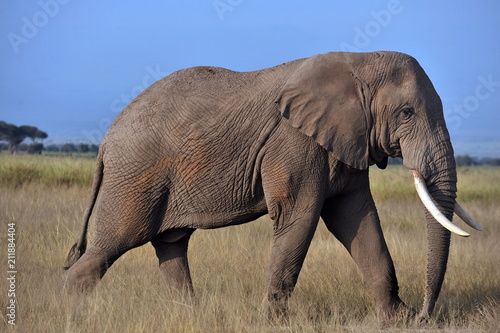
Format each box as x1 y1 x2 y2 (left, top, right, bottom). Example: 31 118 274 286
400 107 414 121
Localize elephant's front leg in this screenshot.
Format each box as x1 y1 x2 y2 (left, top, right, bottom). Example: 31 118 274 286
266 209 321 319
321 171 415 322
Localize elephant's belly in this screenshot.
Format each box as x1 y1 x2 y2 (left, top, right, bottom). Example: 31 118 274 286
163 196 268 230
178 210 268 229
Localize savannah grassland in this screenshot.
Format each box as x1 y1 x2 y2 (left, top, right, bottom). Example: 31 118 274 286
0 154 498 333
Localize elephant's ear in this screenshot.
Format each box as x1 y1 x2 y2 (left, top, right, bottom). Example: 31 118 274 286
277 53 371 170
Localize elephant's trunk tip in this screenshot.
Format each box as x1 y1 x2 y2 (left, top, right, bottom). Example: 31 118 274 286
63 241 87 270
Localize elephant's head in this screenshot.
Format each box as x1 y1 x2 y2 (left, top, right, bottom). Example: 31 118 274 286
278 51 481 321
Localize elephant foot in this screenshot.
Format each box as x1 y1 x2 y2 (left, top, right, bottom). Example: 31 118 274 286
267 294 291 324
415 311 431 326
378 300 417 327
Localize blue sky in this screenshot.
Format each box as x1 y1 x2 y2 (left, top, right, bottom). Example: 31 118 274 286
1 1 499 156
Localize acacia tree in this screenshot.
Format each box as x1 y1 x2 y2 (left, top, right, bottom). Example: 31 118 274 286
0 121 26 154
21 125 48 143
0 121 48 154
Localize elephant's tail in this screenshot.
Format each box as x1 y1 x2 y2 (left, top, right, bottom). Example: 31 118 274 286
64 148 105 270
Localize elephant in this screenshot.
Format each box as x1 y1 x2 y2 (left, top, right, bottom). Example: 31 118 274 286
62 51 481 323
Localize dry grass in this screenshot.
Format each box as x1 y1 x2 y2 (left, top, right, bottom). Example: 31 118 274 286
0 156 498 332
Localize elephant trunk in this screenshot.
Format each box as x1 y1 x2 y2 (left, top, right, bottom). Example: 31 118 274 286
417 139 457 321
420 211 451 321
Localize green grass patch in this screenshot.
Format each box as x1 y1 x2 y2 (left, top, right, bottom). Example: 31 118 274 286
455 166 500 202
0 153 95 187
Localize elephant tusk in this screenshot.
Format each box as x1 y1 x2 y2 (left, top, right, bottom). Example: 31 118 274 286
454 202 483 231
412 171 470 237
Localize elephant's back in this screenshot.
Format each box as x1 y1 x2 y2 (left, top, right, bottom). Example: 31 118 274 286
100 59 305 178
108 58 305 131
107 66 262 136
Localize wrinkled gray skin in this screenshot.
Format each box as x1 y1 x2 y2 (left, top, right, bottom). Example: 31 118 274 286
63 52 457 323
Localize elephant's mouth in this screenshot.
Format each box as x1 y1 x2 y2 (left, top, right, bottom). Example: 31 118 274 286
412 170 483 237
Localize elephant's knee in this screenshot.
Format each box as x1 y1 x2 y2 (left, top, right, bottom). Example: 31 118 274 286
63 252 110 293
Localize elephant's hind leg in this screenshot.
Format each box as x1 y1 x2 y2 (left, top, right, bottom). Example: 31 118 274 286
63 175 171 294
151 229 195 296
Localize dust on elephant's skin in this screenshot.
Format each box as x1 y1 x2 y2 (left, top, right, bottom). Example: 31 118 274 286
62 51 468 324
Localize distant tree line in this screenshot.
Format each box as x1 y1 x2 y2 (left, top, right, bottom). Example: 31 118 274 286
0 141 99 155
387 156 500 167
45 143 99 154
455 154 500 166
0 121 48 154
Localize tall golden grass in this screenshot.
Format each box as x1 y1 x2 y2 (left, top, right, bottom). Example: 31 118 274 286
0 154 498 332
